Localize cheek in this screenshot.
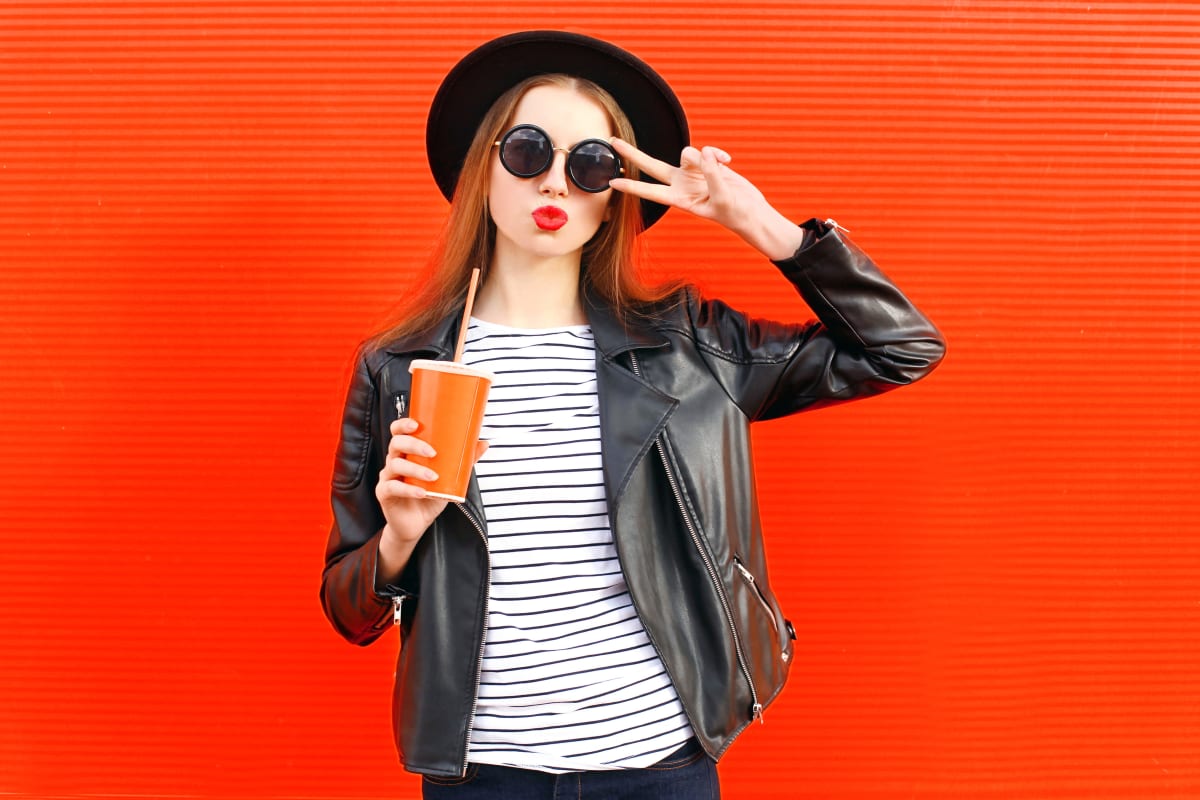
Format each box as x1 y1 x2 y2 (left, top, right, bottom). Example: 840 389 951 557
488 149 523 190
577 198 608 231
597 191 620 223
485 161 502 206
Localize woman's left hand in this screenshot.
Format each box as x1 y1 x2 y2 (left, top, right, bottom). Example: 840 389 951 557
608 139 806 260
608 140 759 227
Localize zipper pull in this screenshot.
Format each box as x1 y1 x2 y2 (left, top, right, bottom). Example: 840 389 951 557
394 392 407 417
735 560 755 584
752 702 765 724
392 594 405 626
824 218 850 234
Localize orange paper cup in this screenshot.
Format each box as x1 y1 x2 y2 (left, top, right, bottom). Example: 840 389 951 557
404 359 494 502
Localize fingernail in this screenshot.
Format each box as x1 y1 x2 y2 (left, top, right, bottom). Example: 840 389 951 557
424 469 438 481
424 447 437 458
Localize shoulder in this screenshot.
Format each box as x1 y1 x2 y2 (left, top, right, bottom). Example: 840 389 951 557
624 284 704 332
633 284 757 341
338 338 392 388
354 313 458 375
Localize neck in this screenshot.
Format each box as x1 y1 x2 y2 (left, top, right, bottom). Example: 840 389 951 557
472 249 588 328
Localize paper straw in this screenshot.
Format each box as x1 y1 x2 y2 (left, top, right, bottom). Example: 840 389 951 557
452 268 481 363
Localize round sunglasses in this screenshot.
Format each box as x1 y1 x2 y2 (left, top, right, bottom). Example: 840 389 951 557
493 124 624 193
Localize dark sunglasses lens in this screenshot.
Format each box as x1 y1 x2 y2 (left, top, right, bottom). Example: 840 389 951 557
501 127 551 177
569 141 620 192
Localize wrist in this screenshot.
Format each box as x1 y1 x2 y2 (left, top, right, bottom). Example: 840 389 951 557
734 205 807 261
377 525 419 585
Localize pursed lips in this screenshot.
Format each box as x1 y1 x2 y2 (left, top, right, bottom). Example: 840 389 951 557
532 206 568 231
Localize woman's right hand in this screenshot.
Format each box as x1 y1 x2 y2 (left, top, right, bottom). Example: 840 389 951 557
375 417 450 546
374 418 488 580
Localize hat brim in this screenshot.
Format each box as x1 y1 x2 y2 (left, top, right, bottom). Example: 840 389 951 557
426 30 689 230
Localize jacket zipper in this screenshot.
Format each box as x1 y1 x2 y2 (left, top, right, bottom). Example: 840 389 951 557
629 352 763 724
454 502 490 777
734 556 788 663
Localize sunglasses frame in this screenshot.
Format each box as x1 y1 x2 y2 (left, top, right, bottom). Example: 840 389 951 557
494 124 624 193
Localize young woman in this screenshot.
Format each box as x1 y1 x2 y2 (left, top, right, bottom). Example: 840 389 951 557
321 30 945 798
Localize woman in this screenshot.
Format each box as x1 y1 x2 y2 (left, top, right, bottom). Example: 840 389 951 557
321 30 945 798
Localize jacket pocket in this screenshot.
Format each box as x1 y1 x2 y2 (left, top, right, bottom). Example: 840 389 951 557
734 555 791 664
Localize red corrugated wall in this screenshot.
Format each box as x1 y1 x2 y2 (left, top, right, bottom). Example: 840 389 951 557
3 2 1198 798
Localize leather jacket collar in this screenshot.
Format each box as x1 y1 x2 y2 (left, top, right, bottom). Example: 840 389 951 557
382 283 671 362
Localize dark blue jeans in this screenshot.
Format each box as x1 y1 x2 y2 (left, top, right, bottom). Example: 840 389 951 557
420 738 720 799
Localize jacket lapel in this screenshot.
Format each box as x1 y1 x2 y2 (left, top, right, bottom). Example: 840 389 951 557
382 310 461 359
585 289 677 510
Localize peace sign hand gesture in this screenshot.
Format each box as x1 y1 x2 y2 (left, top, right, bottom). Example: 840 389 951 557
608 138 807 261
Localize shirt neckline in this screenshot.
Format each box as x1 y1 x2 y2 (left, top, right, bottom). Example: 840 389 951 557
469 316 592 335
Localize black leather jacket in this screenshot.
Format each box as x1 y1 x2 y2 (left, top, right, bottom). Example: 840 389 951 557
321 219 945 777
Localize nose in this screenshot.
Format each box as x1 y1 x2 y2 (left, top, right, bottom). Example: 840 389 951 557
537 149 570 197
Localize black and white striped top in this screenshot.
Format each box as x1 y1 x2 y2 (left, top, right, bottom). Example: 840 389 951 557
461 317 694 773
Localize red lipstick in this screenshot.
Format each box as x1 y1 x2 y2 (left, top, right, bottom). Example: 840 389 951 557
532 206 568 231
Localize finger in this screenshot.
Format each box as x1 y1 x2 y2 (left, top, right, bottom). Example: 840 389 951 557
698 146 734 204
678 146 704 173
698 146 722 181
608 176 675 206
388 433 437 459
380 456 439 484
704 145 732 164
609 137 679 184
376 471 429 500
391 417 420 436
472 439 490 464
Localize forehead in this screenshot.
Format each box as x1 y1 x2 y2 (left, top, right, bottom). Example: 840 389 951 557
509 84 613 141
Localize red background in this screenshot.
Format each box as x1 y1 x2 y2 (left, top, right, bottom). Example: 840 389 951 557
3 2 1198 798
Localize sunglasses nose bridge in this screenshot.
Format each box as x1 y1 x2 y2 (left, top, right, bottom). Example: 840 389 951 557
537 147 572 193
548 146 573 174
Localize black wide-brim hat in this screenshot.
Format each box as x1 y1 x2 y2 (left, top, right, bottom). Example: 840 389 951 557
426 30 689 230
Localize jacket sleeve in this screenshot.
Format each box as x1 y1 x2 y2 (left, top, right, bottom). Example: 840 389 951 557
319 347 396 646
688 218 946 421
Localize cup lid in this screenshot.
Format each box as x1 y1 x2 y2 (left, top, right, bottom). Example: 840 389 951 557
409 358 496 382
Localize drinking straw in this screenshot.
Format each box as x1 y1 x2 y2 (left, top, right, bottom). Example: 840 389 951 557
452 268 481 362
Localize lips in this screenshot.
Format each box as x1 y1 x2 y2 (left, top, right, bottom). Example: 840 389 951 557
532 206 568 231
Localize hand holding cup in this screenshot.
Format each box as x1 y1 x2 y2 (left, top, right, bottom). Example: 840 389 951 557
375 417 489 582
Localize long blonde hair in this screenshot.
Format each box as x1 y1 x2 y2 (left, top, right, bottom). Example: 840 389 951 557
377 74 680 346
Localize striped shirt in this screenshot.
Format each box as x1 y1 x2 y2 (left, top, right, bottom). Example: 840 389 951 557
461 317 694 773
